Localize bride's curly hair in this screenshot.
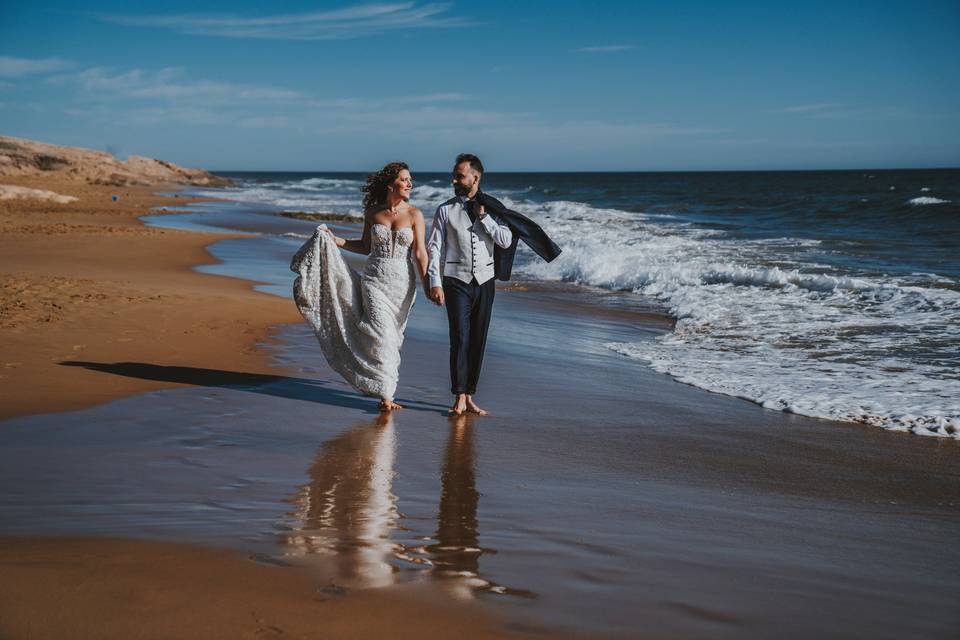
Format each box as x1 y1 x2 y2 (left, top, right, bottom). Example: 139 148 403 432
361 161 409 212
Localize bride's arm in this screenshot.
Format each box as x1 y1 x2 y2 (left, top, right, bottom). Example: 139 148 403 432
411 208 430 287
334 212 372 255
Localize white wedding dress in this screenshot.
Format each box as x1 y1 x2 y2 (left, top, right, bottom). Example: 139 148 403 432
291 223 417 401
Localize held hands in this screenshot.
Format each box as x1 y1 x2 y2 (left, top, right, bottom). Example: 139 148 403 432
427 286 445 306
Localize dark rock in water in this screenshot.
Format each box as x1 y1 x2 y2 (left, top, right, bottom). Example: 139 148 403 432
317 583 348 596
280 211 363 223
248 552 292 567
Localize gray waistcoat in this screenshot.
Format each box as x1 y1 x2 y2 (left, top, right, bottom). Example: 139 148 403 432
443 201 496 285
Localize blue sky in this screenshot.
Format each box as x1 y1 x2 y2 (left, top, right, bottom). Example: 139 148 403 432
1 1 958 171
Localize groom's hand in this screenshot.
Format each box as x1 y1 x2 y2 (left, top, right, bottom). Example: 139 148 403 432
428 286 445 306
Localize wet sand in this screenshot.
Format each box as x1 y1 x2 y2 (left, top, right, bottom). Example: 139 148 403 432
0 536 514 640
1 195 959 638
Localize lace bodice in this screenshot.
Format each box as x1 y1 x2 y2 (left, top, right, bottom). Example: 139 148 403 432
369 223 414 260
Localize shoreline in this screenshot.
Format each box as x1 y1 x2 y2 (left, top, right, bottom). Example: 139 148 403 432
0 174 303 421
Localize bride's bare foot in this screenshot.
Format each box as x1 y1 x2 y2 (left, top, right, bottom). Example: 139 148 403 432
465 396 488 416
448 394 467 415
379 398 403 412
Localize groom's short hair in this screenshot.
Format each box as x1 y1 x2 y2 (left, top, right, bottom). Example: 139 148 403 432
455 153 484 175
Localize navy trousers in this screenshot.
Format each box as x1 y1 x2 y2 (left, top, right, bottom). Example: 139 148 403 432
442 275 495 395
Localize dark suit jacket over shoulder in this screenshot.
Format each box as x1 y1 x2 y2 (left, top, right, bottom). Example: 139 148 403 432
475 190 562 281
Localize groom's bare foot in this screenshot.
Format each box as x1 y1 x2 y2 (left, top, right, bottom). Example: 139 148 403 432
448 394 467 415
465 396 488 416
379 399 403 412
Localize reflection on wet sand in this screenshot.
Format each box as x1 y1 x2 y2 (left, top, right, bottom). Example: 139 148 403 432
428 413 484 596
282 413 399 588
282 412 532 598
430 414 535 600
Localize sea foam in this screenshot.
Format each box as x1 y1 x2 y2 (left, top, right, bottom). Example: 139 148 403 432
509 196 960 438
908 196 951 205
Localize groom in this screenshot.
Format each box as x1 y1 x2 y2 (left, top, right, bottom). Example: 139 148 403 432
426 154 561 416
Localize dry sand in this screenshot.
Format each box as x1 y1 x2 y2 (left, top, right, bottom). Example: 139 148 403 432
0 173 302 420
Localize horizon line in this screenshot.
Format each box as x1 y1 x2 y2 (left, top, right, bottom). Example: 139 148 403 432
209 166 960 174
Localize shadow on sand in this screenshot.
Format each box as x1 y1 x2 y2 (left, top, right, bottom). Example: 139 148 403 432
59 361 445 413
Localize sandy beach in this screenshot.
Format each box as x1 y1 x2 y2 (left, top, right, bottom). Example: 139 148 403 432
0 173 302 420
0 536 513 640
0 145 523 638
1 142 959 639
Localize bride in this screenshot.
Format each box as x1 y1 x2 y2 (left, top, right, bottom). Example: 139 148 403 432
290 162 429 411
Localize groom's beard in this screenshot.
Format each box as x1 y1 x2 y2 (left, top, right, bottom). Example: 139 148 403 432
453 184 471 197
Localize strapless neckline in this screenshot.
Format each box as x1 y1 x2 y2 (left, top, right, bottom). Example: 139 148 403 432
373 223 412 234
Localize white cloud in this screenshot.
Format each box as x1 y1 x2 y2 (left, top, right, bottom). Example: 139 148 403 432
123 106 228 126
0 56 72 78
573 45 635 53
701 137 885 150
299 104 726 144
236 115 300 129
44 61 726 155
48 66 300 104
307 92 466 109
48 64 474 129
391 92 466 105
332 104 533 131
770 104 924 121
97 2 471 40
464 120 728 149
772 103 837 114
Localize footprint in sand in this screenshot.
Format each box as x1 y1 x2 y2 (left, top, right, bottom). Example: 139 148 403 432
250 612 286 638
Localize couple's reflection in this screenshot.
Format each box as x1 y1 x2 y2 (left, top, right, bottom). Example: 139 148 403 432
283 412 399 588
427 413 484 588
282 412 524 597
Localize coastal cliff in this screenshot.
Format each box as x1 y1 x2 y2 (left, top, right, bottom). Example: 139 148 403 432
0 135 230 187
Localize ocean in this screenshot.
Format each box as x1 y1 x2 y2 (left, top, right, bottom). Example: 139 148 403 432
177 169 960 438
